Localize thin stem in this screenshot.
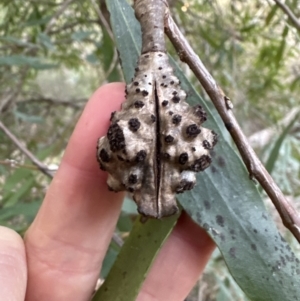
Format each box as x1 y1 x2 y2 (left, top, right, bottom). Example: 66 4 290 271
164 12 300 243
0 120 54 178
134 0 167 53
273 0 300 31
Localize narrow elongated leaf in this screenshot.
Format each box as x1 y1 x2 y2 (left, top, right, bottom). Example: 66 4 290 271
0 55 57 69
93 214 178 301
102 1 300 300
265 112 299 174
106 0 141 83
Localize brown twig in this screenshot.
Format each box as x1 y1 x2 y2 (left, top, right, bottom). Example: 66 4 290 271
164 12 300 243
19 96 85 109
0 120 54 178
0 120 125 246
44 0 75 34
273 0 300 31
0 159 50 171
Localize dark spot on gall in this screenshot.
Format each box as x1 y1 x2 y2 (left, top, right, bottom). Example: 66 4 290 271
172 91 177 95
162 100 168 106
186 124 201 138
134 100 144 108
136 88 140 93
179 153 188 165
164 85 168 88
170 81 174 85
142 90 148 96
165 135 174 143
135 67 139 72
160 83 164 87
150 114 156 122
203 140 211 149
172 95 180 103
107 123 125 152
162 75 166 79
144 74 147 77
128 118 141 132
129 174 138 184
158 67 162 70
212 131 218 146
134 81 139 86
168 111 173 115
176 179 194 193
191 147 196 152
117 155 124 161
158 54 162 57
128 187 134 193
110 111 116 121
144 54 149 58
136 150 147 162
162 152 170 160
216 215 225 227
190 155 212 171
194 105 207 122
172 114 182 125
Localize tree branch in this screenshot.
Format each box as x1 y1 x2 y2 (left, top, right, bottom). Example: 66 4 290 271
273 0 300 31
19 96 85 109
44 0 75 34
0 120 54 178
164 12 300 243
0 120 125 247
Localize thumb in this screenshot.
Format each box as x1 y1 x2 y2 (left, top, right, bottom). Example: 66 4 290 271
0 226 27 300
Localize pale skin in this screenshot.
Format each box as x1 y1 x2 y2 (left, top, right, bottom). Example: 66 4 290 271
0 83 215 301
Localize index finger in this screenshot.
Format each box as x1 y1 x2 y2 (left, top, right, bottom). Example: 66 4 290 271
25 83 125 301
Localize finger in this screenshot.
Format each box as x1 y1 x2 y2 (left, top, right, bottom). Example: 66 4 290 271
137 212 215 301
25 83 125 301
0 226 27 301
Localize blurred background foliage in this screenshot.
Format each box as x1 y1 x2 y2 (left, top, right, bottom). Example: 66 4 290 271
0 0 299 300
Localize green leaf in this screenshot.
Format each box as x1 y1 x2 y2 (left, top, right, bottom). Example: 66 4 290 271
38 32 55 50
0 55 57 69
0 35 37 48
101 1 300 300
23 15 52 27
3 177 35 207
0 201 41 222
265 5 278 26
265 112 299 174
14 110 44 123
93 214 179 301
71 30 94 41
106 0 141 83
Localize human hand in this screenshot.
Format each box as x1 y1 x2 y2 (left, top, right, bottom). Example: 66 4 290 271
0 83 215 301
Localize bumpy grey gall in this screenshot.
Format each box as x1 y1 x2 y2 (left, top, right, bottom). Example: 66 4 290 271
97 0 217 218
97 52 217 218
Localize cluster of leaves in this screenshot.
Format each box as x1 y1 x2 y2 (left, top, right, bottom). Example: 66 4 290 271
0 0 299 300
